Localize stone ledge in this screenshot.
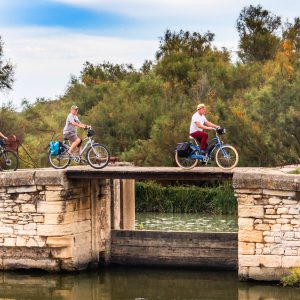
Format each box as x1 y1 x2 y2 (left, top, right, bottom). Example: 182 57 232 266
233 171 300 192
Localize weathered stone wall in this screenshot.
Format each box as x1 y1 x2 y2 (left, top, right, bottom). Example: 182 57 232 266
0 170 111 271
111 230 238 269
233 170 300 281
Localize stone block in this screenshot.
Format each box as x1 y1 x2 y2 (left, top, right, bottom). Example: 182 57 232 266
7 186 37 194
261 174 298 191
16 236 27 246
24 223 37 231
248 267 288 281
45 190 64 201
16 194 32 201
18 229 37 236
34 169 67 186
270 247 284 255
285 249 297 256
46 236 73 247
37 201 75 214
233 172 262 189
264 236 274 243
271 224 281 232
268 197 281 205
37 224 73 236
44 212 74 225
281 224 293 231
3 258 59 272
0 171 35 187
238 218 254 230
282 200 298 205
277 207 288 214
265 209 275 214
239 230 263 243
26 238 39 247
0 226 13 234
282 256 300 268
277 218 290 224
289 207 299 214
238 206 264 218
254 224 270 231
238 242 255 255
263 189 296 197
21 204 36 213
32 216 44 223
51 247 72 259
4 237 16 246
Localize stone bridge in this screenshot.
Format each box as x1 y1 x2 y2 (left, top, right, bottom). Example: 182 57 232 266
0 166 299 281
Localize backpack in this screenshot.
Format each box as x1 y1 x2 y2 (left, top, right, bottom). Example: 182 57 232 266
176 142 192 158
49 141 62 156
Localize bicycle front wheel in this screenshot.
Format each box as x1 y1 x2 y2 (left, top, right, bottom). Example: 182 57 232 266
86 143 110 169
0 150 19 171
48 150 71 169
215 145 239 170
175 152 198 170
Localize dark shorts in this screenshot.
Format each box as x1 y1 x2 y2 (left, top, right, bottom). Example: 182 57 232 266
63 133 78 143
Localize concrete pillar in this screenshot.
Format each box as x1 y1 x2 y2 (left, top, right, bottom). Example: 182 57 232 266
121 179 135 230
111 179 121 230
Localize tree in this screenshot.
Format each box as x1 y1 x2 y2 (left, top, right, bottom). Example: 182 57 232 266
236 5 281 62
0 36 14 90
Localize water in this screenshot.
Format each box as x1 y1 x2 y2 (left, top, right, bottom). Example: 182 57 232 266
135 212 238 232
0 268 299 300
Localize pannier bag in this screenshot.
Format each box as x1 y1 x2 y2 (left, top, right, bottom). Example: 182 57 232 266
50 141 62 156
176 142 191 158
4 135 19 152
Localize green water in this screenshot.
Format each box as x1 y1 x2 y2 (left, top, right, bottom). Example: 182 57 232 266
0 268 299 300
135 212 238 232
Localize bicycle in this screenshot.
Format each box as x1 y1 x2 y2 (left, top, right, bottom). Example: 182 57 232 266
0 139 19 171
175 128 239 170
48 127 110 169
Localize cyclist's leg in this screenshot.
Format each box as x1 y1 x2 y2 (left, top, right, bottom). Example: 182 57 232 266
190 131 208 151
65 134 81 154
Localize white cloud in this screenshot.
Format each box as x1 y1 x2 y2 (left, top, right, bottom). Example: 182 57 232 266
0 27 158 107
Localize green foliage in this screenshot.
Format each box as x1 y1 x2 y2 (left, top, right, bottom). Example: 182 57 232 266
135 181 236 215
236 5 281 62
0 36 14 90
281 268 300 287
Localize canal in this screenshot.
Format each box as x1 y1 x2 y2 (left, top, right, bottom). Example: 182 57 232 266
0 267 299 300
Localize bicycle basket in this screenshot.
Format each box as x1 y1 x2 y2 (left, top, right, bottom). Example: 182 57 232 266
4 135 19 152
217 128 226 135
87 128 94 137
176 142 192 158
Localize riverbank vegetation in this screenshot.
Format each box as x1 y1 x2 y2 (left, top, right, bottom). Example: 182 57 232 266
0 5 299 167
135 181 236 215
281 268 300 287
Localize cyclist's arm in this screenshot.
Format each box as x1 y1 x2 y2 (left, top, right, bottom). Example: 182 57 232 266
0 132 7 139
195 122 214 130
70 122 90 129
204 120 220 129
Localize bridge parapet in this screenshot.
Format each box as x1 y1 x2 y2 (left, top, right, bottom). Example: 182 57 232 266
233 169 300 281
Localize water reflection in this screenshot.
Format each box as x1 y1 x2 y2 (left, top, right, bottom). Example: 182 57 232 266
136 212 238 232
0 268 299 300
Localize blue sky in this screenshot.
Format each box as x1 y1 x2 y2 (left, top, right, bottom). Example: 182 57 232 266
1 0 300 107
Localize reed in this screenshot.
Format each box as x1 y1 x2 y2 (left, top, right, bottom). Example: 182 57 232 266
135 181 236 215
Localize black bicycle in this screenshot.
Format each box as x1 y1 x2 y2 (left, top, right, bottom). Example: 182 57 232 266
0 140 19 171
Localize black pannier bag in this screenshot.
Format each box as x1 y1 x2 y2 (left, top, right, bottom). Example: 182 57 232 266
176 142 191 158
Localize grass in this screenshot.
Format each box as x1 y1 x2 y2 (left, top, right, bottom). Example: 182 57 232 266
135 181 237 215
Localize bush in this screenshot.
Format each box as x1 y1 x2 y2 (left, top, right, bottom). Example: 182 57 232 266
135 181 236 215
281 268 300 287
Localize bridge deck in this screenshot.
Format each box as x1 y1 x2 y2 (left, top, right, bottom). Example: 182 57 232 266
66 166 233 180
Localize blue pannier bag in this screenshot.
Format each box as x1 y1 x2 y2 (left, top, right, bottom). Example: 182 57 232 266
50 141 62 156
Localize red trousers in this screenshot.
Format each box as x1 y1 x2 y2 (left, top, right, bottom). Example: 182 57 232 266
190 131 208 151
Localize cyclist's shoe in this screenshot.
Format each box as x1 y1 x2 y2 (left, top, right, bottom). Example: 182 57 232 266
201 151 207 156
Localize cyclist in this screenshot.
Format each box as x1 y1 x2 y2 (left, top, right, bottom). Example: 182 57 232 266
63 105 90 155
0 132 8 147
189 103 220 155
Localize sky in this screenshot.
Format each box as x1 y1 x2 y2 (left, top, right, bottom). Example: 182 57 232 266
1 0 300 108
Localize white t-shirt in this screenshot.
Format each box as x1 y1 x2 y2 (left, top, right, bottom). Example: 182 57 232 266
63 113 80 135
189 112 207 134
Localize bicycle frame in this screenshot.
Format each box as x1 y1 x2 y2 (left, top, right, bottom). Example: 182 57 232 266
63 136 94 157
189 133 228 161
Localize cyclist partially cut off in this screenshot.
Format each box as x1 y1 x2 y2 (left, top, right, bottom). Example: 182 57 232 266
63 105 90 155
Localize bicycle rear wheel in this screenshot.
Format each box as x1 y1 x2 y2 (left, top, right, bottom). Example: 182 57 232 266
215 145 239 170
0 150 19 171
175 152 198 170
48 149 71 169
86 143 110 169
